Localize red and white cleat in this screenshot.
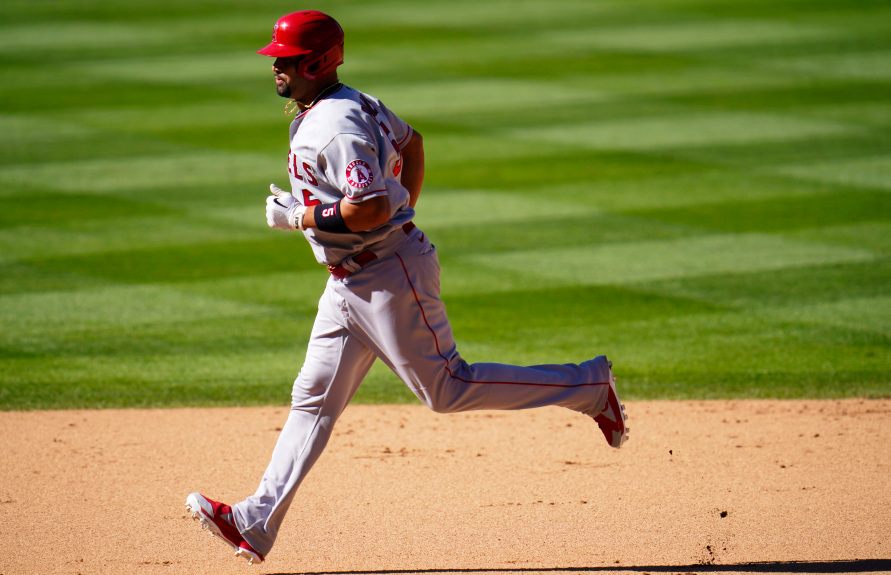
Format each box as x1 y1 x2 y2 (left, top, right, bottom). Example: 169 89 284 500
593 361 629 448
186 493 264 565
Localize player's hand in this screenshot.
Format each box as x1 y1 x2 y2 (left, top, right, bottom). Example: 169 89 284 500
266 184 306 231
269 183 293 199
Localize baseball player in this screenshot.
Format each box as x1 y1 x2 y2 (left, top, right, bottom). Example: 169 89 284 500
186 10 628 565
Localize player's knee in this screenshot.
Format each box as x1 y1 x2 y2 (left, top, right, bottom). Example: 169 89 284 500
414 387 460 414
424 385 485 414
427 400 460 415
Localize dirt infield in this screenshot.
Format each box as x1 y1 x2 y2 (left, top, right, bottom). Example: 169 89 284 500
1 399 889 575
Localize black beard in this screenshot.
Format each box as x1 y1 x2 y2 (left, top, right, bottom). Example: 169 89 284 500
277 84 291 98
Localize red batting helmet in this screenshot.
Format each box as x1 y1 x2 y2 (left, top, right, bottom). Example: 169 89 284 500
257 11 344 80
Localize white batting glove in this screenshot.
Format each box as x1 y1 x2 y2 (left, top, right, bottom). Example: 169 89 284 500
269 183 292 199
266 184 306 231
266 195 305 230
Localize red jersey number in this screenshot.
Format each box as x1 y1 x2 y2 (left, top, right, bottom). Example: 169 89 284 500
301 189 321 207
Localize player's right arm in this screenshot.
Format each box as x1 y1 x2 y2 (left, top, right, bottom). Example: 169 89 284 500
301 195 390 232
301 127 422 230
267 189 391 233
400 130 425 209
269 122 421 234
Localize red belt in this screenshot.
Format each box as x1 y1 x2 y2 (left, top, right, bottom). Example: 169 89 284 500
327 221 416 279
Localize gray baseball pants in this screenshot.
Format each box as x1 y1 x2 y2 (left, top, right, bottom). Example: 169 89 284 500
233 226 612 556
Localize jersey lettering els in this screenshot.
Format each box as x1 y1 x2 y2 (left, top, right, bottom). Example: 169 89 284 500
288 152 318 186
288 150 322 206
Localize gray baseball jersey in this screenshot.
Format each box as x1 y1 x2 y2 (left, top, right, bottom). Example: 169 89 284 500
286 84 415 265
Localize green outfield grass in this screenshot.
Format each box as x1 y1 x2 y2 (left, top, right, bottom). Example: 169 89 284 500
1 0 889 409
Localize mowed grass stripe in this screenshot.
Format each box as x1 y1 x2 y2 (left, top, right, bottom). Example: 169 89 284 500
0 193 175 228
0 21 184 53
423 148 712 190
71 52 273 84
0 212 283 265
446 285 721 337
510 112 859 151
674 134 890 171
659 80 891 116
774 154 891 190
354 78 610 119
761 295 890 335
1 79 233 115
339 0 627 30
0 284 287 330
0 12 273 60
1 311 315 359
636 260 891 309
0 151 282 194
21 237 318 283
624 190 891 233
789 222 891 256
415 189 602 228
428 213 701 258
56 102 288 155
547 19 833 52
763 49 891 81
0 119 196 166
603 311 888 399
0 269 329 356
462 234 876 289
425 168 843 212
0 351 304 409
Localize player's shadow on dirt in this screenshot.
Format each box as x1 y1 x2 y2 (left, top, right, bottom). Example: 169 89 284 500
276 559 891 575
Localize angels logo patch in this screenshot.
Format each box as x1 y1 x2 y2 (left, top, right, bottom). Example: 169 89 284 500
345 160 374 188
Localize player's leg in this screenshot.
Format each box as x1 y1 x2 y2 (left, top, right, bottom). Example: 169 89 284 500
340 233 616 420
232 284 377 558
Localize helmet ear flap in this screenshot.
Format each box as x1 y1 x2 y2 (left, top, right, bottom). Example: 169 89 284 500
297 42 344 80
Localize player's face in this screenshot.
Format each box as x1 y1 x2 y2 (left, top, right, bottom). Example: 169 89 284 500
272 56 308 100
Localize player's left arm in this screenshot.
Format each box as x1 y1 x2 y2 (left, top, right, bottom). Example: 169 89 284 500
400 129 425 209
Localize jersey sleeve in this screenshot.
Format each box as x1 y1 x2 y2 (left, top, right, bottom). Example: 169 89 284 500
380 103 413 149
320 133 387 203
